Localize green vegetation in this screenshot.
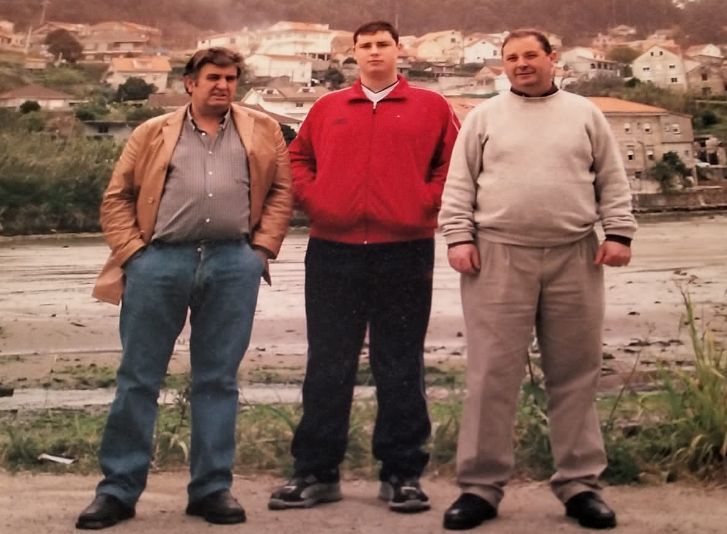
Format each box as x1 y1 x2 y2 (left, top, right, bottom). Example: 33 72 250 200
0 111 121 234
650 152 692 194
1 294 724 484
115 77 156 102
44 29 83 64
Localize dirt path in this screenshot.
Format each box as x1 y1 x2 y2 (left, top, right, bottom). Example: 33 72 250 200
2 471 727 533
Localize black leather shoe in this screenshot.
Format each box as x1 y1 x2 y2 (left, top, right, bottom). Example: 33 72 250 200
186 489 246 524
76 494 135 530
443 493 497 530
565 491 617 529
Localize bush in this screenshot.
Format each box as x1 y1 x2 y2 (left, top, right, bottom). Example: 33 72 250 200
659 290 727 480
18 112 46 133
0 132 121 234
116 77 157 102
125 106 165 122
19 100 41 114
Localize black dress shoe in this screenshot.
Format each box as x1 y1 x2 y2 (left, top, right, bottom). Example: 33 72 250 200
565 491 617 529
186 489 246 524
443 493 497 530
76 494 135 530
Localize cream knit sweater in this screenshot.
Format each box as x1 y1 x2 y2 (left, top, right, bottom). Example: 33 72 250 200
439 90 636 247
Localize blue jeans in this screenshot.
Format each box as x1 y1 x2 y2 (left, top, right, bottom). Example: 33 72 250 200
96 239 264 505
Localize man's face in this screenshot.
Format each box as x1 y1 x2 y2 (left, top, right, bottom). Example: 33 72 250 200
502 35 556 96
353 30 399 79
185 63 238 115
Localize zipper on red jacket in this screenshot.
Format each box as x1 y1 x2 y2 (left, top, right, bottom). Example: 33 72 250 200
363 100 380 242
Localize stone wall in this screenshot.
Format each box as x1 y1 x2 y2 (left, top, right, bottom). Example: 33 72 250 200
634 183 727 212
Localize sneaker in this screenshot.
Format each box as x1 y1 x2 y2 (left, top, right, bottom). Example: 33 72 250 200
268 474 342 510
378 476 430 513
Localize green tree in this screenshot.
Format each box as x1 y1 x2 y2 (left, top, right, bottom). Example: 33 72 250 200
19 101 41 114
650 151 690 194
322 67 345 90
125 106 166 122
74 98 111 122
606 46 640 65
44 29 83 64
115 77 157 102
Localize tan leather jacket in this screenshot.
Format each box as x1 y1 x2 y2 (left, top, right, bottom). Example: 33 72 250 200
93 104 293 304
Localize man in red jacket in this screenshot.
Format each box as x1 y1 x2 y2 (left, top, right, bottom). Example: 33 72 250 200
269 20 459 514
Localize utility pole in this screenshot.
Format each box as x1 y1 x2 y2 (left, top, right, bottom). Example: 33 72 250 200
39 0 50 27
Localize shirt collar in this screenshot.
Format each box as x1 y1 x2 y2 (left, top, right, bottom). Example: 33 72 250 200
185 105 231 132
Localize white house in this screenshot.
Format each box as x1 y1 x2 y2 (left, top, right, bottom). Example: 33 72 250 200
104 56 172 91
0 83 76 110
560 47 621 80
197 29 257 56
463 34 501 64
241 82 329 121
257 21 334 61
245 54 313 85
413 30 464 64
632 45 688 91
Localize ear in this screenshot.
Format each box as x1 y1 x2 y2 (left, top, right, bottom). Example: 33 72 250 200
183 75 195 95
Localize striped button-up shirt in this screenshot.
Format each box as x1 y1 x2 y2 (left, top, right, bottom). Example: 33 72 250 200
152 106 251 242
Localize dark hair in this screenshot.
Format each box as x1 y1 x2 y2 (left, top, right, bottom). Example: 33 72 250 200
501 29 553 54
353 20 399 45
184 47 242 79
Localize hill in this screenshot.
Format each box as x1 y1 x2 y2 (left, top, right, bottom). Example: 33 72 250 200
1 0 725 48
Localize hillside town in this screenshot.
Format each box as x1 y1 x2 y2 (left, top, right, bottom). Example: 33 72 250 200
1 15 727 206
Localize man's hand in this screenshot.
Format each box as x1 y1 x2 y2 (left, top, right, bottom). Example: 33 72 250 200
594 241 631 267
447 243 481 274
253 248 269 270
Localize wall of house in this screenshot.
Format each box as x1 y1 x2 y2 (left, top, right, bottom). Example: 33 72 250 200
687 68 726 97
107 72 168 91
463 42 499 64
633 48 688 91
247 57 312 84
0 97 68 110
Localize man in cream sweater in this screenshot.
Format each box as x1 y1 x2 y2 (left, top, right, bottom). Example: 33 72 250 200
438 29 636 531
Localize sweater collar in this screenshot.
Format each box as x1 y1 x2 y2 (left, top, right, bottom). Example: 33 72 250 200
510 83 559 98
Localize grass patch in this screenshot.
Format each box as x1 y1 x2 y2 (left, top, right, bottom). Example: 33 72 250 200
1 293 723 484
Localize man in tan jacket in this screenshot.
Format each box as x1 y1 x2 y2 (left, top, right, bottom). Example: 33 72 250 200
76 47 292 529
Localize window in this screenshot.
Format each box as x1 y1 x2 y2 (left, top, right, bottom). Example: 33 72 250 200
624 122 631 133
646 146 655 160
672 123 680 134
295 102 303 108
669 64 675 69
659 50 664 56
644 123 652 134
591 63 596 69
671 77 678 83
650 51 654 56
642 66 650 71
626 145 635 161
634 171 643 179
685 150 690 157
701 72 709 81
451 38 457 43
